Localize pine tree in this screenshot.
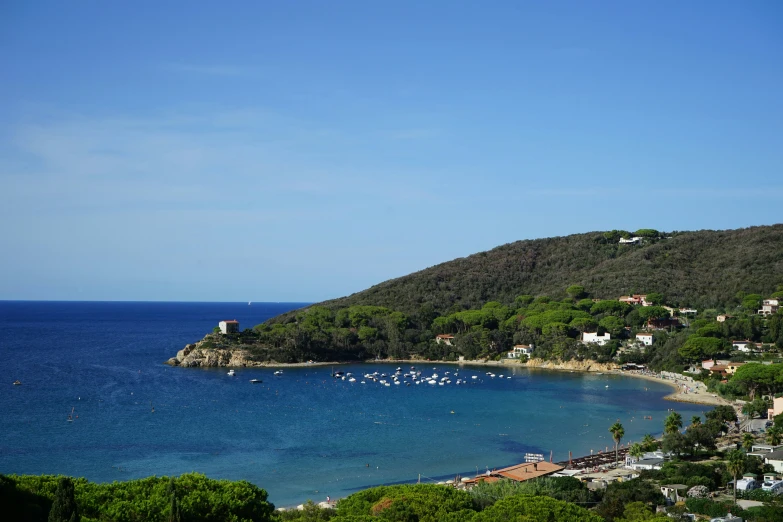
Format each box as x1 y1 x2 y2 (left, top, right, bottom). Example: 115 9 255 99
48 477 79 522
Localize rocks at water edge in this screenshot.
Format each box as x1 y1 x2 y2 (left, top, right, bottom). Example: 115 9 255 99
165 339 258 368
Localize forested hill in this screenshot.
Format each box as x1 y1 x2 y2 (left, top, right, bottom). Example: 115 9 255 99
283 225 783 319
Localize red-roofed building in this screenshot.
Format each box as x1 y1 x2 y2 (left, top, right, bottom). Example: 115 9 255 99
219 320 239 334
435 334 455 346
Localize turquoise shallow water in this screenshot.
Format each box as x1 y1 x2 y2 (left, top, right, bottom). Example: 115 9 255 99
0 301 706 506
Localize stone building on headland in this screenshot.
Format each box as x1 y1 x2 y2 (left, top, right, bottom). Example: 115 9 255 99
219 320 239 334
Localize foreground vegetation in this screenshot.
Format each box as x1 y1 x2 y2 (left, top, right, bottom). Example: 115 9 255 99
6 466 782 522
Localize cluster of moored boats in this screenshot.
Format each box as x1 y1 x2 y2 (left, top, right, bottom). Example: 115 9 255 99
330 366 512 387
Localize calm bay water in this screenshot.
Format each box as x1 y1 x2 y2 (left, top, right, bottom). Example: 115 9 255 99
0 301 706 506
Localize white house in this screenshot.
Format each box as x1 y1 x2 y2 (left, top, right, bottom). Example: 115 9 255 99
759 298 780 316
764 449 783 474
627 458 663 471
717 314 734 322
619 237 642 244
635 333 653 346
218 320 239 334
582 332 611 346
507 344 534 358
732 340 760 353
679 308 697 314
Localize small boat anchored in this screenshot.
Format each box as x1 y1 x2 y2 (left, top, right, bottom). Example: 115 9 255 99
250 379 263 384
13 380 21 386
274 370 283 376
227 369 236 376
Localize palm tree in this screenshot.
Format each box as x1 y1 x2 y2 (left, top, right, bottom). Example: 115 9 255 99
609 422 625 466
641 434 657 451
742 433 755 452
767 426 783 446
664 411 683 435
726 449 746 507
691 415 701 426
629 442 644 460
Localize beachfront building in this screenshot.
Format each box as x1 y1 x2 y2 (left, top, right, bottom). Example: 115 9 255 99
635 333 653 346
435 334 455 346
627 457 664 471
218 320 239 334
507 344 533 358
582 332 611 346
759 298 780 316
764 449 783 473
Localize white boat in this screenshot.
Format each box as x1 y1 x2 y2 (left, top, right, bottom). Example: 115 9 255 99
394 381 400 385
361 381 366 384
250 379 263 384
274 370 283 376
349 377 356 382
227 369 236 376
471 375 478 379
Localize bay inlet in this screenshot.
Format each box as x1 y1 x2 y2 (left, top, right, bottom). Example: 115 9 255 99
0 301 706 506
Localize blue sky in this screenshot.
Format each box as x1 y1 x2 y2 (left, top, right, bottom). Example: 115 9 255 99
1 1 781 302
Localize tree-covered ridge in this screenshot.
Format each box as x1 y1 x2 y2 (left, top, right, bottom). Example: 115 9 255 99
214 279 783 368
290 224 783 318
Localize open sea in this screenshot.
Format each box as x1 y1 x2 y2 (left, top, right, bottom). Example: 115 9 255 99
0 301 706 507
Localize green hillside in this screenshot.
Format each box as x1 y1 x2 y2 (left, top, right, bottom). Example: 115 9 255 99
314 225 783 316
181 225 782 368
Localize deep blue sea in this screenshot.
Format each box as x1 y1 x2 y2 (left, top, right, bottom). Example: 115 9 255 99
0 301 706 506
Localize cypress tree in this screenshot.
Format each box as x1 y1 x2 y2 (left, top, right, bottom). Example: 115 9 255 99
48 477 78 522
167 477 181 522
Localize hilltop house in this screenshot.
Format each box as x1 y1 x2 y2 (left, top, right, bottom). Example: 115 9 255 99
582 332 611 346
619 237 643 244
759 298 780 316
635 333 653 346
435 334 455 346
508 344 534 358
218 320 239 334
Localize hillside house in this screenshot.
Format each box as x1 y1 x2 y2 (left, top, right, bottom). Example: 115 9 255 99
218 320 239 334
619 237 642 244
732 340 761 353
582 332 611 346
768 397 783 420
717 314 734 322
679 308 697 314
759 298 780 316
702 359 730 370
618 294 647 306
646 317 680 330
507 344 534 358
435 334 455 346
635 333 653 346
725 362 746 375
